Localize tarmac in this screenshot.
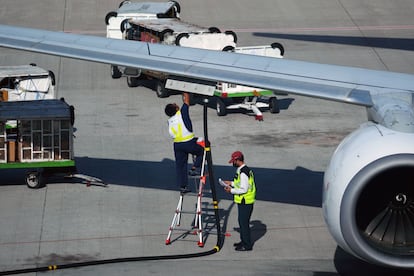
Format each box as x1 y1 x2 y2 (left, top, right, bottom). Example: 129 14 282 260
0 0 414 275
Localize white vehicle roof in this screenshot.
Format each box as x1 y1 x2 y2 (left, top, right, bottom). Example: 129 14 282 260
130 18 207 33
117 2 176 16
0 65 49 78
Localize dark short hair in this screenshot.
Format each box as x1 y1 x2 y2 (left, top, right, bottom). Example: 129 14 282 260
165 103 177 117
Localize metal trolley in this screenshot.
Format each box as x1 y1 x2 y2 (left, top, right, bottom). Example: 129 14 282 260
0 99 103 188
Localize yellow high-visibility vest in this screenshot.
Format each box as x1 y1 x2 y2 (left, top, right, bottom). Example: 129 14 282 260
168 110 195 142
233 166 256 204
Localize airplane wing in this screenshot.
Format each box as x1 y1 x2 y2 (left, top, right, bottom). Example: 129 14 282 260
0 24 413 107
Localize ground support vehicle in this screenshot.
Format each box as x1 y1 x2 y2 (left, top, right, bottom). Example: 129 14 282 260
122 17 237 96
166 43 285 120
106 1 181 40
105 1 237 97
213 43 285 120
0 64 55 102
106 0 182 83
0 99 104 188
106 1 285 119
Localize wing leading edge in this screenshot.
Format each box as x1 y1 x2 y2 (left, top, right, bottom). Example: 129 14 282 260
1 24 414 106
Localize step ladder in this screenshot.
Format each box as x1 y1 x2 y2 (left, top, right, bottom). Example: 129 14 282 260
165 141 208 247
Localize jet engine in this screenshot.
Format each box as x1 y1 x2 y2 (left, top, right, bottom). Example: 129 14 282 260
323 122 414 268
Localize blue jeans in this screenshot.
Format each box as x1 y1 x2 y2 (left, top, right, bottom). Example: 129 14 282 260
173 138 204 188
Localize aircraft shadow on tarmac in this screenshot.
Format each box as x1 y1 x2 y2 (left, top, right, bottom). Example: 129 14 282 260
0 156 323 207
253 33 414 51
71 156 323 208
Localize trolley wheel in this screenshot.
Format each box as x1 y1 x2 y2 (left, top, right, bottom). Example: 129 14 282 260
225 30 237 43
222 45 235 52
165 239 171 245
120 19 129 33
197 241 204 247
171 1 181 14
208 26 221 33
175 32 189 46
119 0 131 8
271 42 285 56
48 70 56 85
110 65 122 79
155 80 170 98
105 11 117 25
269 96 280 114
127 76 140 87
159 28 173 42
216 97 227 116
25 171 43 189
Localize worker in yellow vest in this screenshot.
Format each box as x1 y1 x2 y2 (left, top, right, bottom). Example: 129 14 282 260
223 151 256 251
165 92 203 194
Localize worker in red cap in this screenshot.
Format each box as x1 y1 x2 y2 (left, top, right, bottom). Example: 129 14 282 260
223 151 256 251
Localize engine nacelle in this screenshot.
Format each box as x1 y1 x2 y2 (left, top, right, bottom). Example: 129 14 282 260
323 122 414 268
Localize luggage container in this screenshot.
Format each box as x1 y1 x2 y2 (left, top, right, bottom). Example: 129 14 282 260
0 99 103 188
0 64 55 102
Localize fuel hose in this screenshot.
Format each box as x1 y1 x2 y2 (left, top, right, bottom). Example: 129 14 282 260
0 98 224 275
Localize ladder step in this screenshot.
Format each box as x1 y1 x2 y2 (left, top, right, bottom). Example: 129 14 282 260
189 175 202 179
181 191 211 195
166 152 209 246
170 227 202 233
179 210 199 214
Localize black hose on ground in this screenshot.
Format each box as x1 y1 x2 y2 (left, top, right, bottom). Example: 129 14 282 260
0 249 220 275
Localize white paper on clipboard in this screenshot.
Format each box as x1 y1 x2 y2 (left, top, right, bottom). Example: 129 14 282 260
218 178 228 187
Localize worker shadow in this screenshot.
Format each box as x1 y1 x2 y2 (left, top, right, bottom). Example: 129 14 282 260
232 220 267 247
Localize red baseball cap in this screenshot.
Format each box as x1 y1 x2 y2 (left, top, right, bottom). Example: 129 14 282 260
228 151 243 163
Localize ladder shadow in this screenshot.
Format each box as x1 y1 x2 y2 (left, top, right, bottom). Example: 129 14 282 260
200 201 234 246
202 202 267 248
166 189 235 247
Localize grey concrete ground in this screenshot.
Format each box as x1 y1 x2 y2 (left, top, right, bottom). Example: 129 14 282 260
0 0 413 275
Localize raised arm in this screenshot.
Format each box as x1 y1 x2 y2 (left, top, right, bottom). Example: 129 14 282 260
182 92 190 106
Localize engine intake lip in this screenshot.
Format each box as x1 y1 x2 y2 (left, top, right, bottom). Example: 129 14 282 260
341 154 414 268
